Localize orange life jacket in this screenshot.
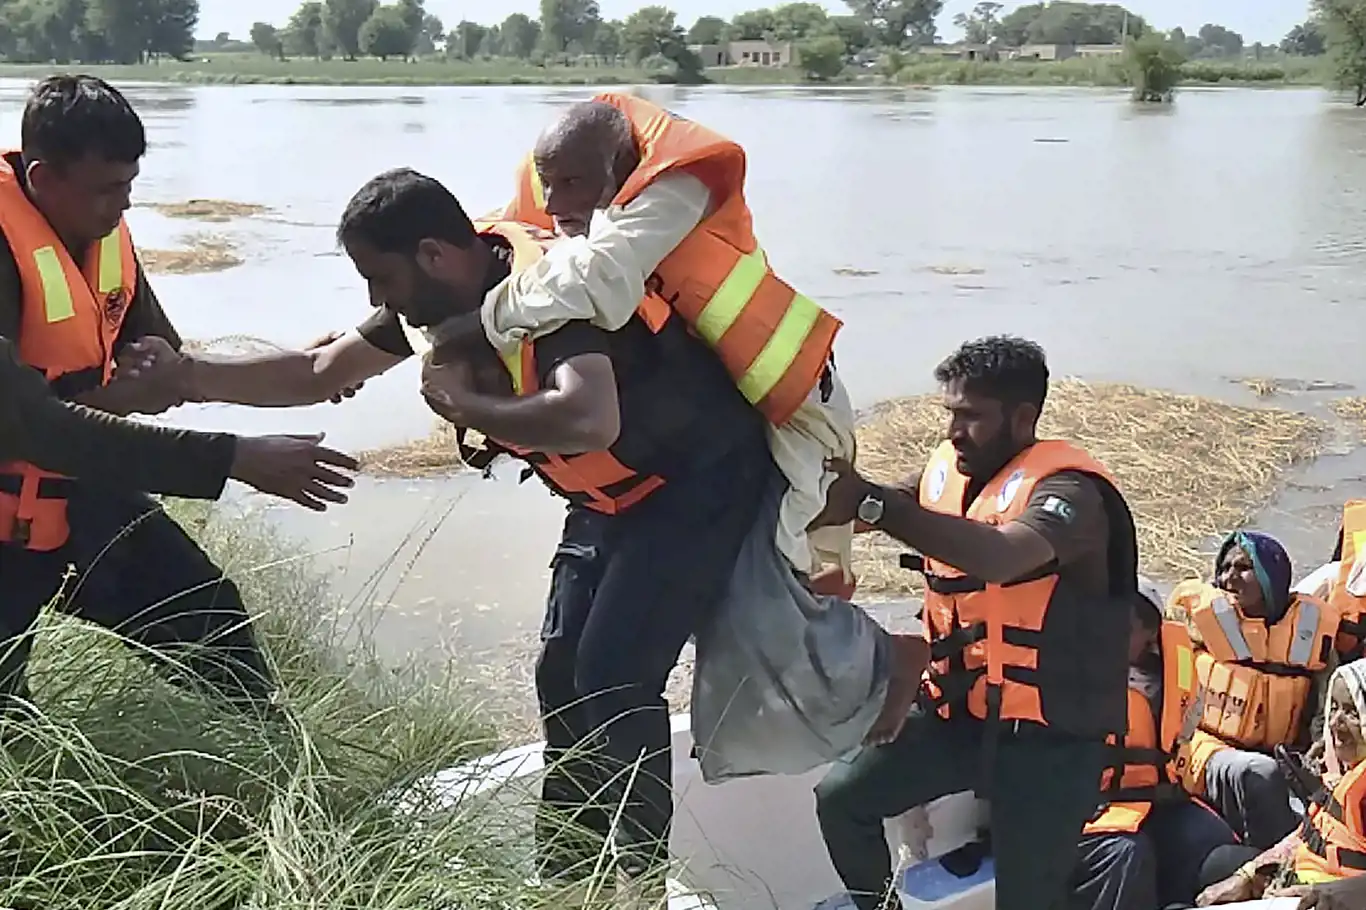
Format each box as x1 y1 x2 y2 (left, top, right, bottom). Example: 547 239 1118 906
1294 759 1366 882
1330 500 1366 656
914 439 1138 739
0 154 136 551
500 91 840 427
1084 622 1202 834
1168 580 1338 796
474 220 674 516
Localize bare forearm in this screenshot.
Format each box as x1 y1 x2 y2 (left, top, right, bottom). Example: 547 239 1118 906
868 483 1026 582
452 392 611 453
182 351 336 407
75 381 166 416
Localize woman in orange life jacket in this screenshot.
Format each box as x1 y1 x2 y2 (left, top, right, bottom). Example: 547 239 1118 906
336 168 775 891
1172 531 1325 849
1070 577 1254 910
1197 660 1366 905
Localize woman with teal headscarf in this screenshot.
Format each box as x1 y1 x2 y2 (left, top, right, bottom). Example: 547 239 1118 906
1215 530 1296 624
1196 530 1314 850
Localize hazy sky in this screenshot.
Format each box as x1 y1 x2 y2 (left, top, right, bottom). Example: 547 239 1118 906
197 0 1307 46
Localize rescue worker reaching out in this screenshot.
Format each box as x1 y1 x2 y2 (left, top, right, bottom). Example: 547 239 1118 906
0 335 358 506
492 92 858 594
1168 530 1339 849
1070 577 1252 910
810 336 1140 910
0 75 324 713
334 168 774 899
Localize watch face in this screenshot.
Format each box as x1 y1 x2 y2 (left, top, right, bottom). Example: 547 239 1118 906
858 495 883 522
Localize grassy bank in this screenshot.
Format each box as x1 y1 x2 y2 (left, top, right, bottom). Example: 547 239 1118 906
0 499 601 909
0 50 1327 88
891 54 1326 88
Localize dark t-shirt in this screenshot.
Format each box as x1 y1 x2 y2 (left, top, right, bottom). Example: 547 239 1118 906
1013 470 1112 595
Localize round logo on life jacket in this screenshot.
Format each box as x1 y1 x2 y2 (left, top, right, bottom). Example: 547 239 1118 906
927 462 947 503
997 469 1026 511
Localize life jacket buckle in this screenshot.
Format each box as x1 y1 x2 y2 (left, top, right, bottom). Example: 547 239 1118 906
11 517 30 547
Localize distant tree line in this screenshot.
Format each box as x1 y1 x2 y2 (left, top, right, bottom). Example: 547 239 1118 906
0 0 198 63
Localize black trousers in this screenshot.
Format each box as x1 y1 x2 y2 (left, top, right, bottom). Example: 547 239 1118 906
816 709 1108 910
0 488 273 706
533 441 773 881
1070 800 1244 910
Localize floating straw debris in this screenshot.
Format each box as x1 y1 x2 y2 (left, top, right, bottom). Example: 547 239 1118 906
140 233 243 274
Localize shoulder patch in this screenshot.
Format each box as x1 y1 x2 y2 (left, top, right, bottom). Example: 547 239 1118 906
1040 495 1076 524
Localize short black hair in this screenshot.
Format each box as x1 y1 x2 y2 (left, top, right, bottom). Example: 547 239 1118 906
933 335 1049 410
337 168 477 255
21 74 146 169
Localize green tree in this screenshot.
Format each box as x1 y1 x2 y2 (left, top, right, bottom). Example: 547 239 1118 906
1195 22 1242 57
448 19 486 58
843 0 943 48
284 1 325 57
994 1 1041 44
1282 20 1326 55
1007 2 1145 45
85 0 154 63
1314 0 1366 105
147 0 197 58
687 14 726 43
771 2 829 40
727 8 776 40
539 0 600 53
414 12 442 53
359 3 412 58
953 1 1002 43
478 23 499 55
592 19 621 60
250 21 283 57
797 32 845 78
621 5 683 61
1124 31 1180 101
396 0 422 37
829 15 874 53
500 12 540 56
323 0 377 59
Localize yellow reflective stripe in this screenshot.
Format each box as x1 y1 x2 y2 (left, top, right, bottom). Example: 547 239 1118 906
1352 528 1366 564
1176 645 1192 692
501 348 523 395
97 229 122 293
737 293 821 404
32 246 74 323
695 248 765 344
1297 869 1338 884
528 155 545 210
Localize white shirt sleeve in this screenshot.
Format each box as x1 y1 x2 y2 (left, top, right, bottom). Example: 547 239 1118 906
481 172 711 351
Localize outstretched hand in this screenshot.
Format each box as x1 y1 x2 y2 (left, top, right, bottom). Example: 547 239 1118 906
230 433 358 511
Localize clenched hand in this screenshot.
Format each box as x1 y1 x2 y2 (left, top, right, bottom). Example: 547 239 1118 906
229 433 359 511
305 330 365 403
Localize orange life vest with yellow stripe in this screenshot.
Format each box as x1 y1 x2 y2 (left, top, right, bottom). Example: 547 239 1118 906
475 220 674 516
1085 622 1203 834
500 91 840 427
914 439 1138 739
1330 500 1366 656
1294 759 1366 882
0 152 136 551
1168 580 1338 796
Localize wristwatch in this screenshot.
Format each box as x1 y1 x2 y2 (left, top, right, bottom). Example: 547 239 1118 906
856 491 885 525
